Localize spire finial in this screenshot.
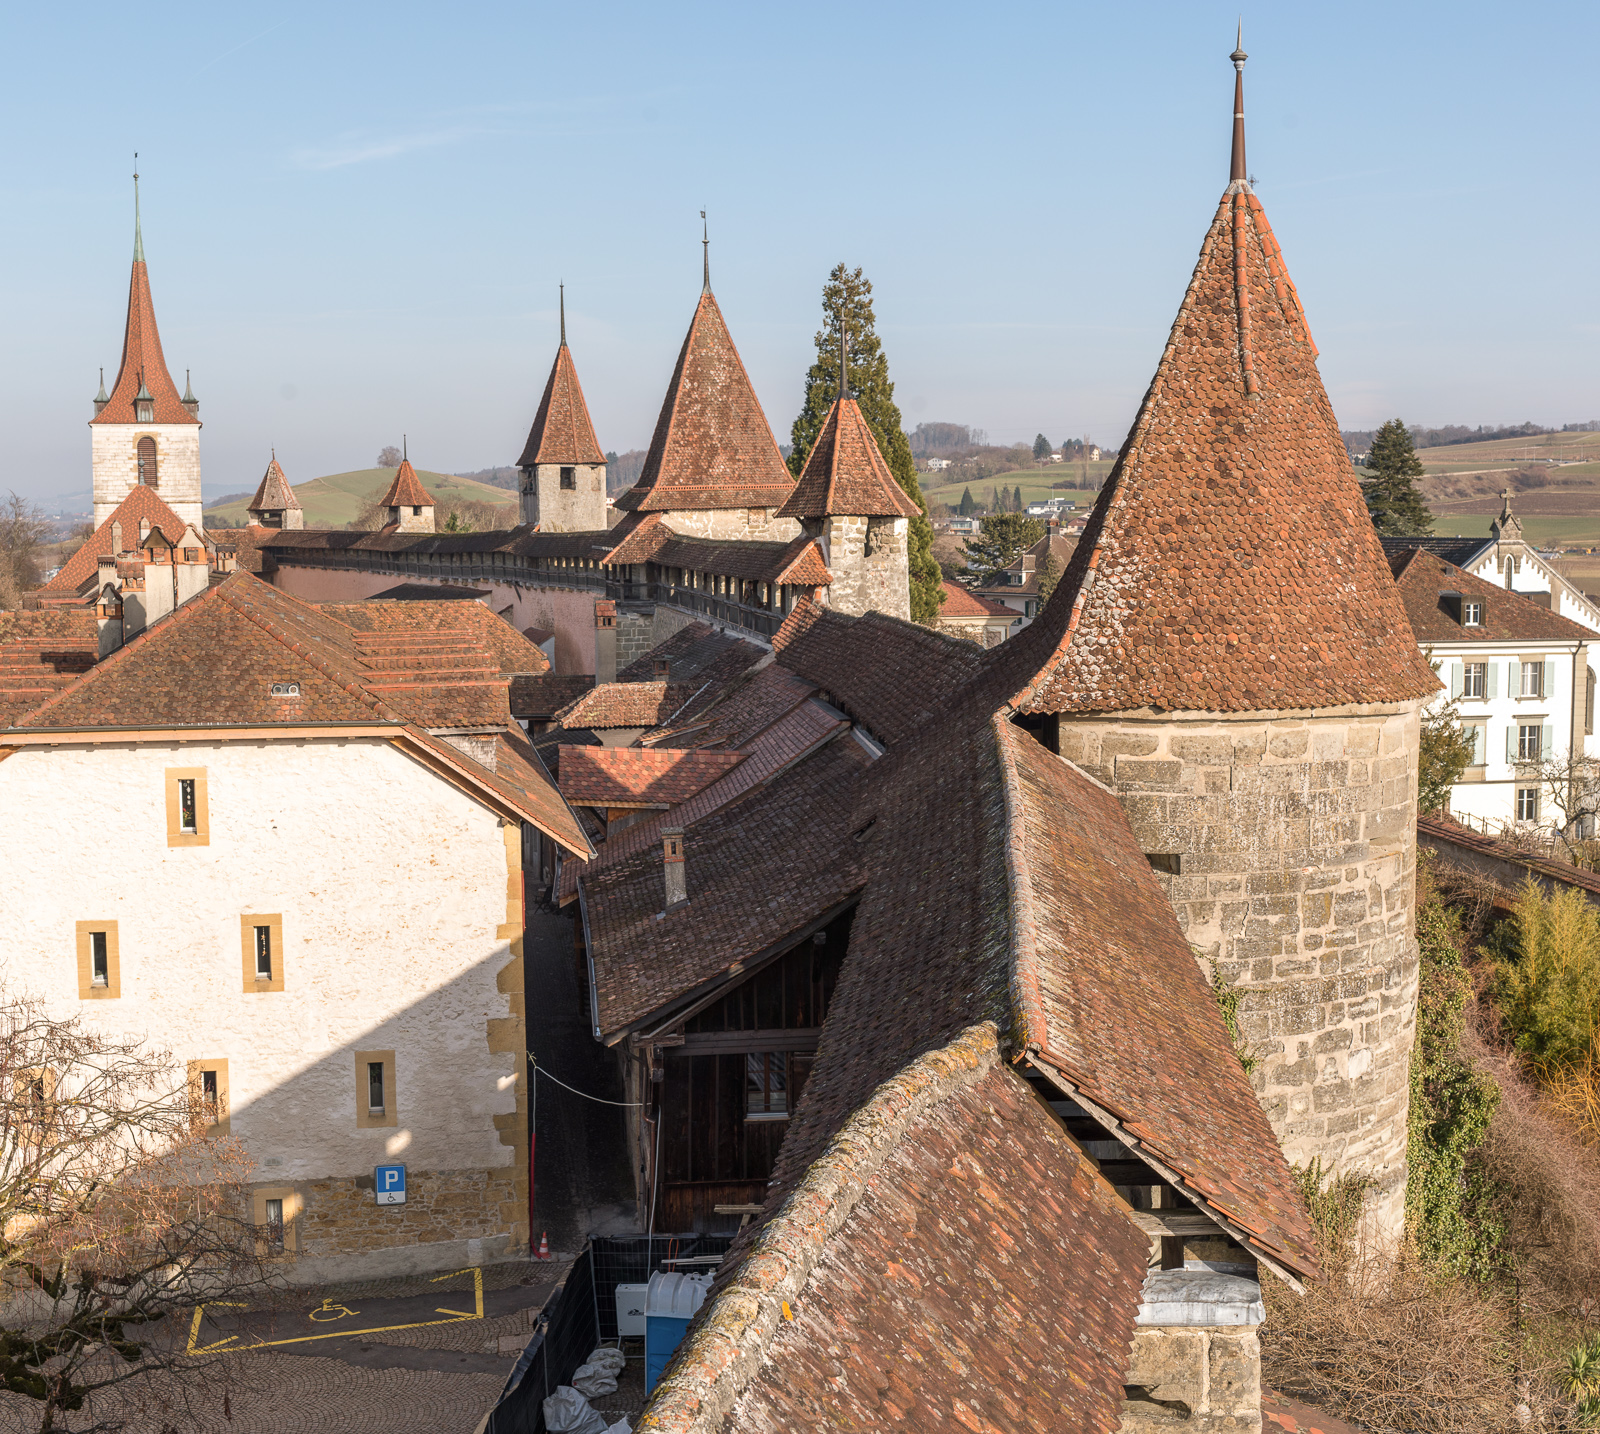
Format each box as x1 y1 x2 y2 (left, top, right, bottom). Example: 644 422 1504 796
838 308 849 402
133 153 144 262
559 283 566 346
1229 23 1249 186
700 210 709 293
403 434 408 462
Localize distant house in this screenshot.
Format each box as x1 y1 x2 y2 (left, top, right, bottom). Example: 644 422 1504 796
973 527 1078 627
936 581 1016 647
924 457 952 471
1389 548 1596 833
942 515 981 537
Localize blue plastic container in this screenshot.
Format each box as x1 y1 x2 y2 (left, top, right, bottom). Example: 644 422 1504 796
644 1271 712 1395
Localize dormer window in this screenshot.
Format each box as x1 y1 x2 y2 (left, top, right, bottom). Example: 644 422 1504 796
1463 601 1482 627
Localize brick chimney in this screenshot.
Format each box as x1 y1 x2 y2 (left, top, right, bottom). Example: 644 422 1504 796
594 599 617 684
653 658 671 680
662 827 687 909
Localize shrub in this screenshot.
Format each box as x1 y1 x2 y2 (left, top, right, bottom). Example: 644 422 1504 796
1492 880 1600 1071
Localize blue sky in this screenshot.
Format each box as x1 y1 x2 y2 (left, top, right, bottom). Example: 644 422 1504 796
3 1 1596 506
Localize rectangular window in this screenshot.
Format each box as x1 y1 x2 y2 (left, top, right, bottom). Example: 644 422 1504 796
1462 601 1482 626
1461 723 1486 770
1518 724 1543 761
183 547 199 564
1462 662 1486 699
252 1186 300 1255
1521 661 1544 698
75 921 120 999
264 1198 285 1251
1517 787 1540 822
560 466 576 490
745 1051 789 1121
240 915 284 993
187 1059 231 1134
354 1050 397 1128
165 767 208 846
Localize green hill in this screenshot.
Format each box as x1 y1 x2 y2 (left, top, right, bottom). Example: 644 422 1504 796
204 468 518 529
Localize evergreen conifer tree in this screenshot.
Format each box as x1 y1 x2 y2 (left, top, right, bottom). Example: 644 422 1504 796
1013 485 1023 512
958 487 976 516
966 514 1047 582
1033 433 1051 461
1363 418 1434 536
789 264 943 624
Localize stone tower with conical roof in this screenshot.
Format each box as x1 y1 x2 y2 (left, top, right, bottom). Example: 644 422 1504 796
517 288 609 531
993 41 1438 1241
379 458 436 533
246 453 303 530
775 327 919 620
91 170 202 528
614 243 799 542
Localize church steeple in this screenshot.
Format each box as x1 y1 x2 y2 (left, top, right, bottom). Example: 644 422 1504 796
1229 24 1249 188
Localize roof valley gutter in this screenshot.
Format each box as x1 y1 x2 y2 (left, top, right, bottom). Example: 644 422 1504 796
578 880 601 1042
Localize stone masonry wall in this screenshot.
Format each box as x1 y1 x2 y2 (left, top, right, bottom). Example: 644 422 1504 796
1121 1327 1262 1434
92 423 202 527
663 508 802 543
522 462 607 531
1057 702 1423 1239
822 515 909 621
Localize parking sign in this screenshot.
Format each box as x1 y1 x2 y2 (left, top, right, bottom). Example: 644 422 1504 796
375 1164 406 1205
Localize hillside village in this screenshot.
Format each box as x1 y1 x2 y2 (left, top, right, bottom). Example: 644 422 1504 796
6 36 1600 1434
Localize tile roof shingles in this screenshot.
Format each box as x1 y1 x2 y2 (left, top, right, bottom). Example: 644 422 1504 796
90 256 198 427
516 342 606 467
45 486 196 595
1388 548 1593 645
773 397 921 521
558 745 744 808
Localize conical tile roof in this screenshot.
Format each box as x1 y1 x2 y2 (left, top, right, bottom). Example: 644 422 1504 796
775 398 920 520
248 456 300 513
994 63 1435 716
92 253 196 426
615 290 795 513
379 460 435 509
517 343 605 467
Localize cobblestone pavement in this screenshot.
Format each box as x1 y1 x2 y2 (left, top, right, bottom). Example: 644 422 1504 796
0 1258 570 1434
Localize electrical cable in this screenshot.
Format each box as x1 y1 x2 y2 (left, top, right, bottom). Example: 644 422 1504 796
530 1061 644 1107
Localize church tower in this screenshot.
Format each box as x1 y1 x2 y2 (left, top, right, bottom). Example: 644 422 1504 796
516 288 608 531
91 169 202 529
993 40 1438 1242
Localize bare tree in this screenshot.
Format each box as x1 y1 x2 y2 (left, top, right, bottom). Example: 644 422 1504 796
0 994 278 1432
1519 746 1600 857
376 446 403 469
0 493 50 610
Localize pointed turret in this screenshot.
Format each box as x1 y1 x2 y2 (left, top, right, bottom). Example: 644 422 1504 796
1000 42 1434 715
378 459 436 533
516 287 608 531
182 369 199 419
93 369 108 417
246 453 303 530
616 263 795 518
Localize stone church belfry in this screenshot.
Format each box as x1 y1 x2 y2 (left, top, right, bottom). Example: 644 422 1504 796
91 171 202 529
992 41 1438 1241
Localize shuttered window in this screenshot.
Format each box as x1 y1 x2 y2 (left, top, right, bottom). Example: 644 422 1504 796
137 437 158 486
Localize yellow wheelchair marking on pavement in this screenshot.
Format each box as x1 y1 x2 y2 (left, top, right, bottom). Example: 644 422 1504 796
187 1267 487 1353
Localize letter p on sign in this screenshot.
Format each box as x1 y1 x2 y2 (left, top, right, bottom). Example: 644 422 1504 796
375 1164 407 1205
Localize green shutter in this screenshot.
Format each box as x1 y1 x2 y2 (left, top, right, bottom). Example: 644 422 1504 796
1545 660 1555 699
1449 662 1463 699
1475 724 1486 765
1487 661 1499 699
1543 723 1554 760
1506 725 1516 764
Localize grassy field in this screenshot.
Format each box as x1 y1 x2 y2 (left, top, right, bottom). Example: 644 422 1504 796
204 468 516 529
1410 430 1600 476
920 463 1115 511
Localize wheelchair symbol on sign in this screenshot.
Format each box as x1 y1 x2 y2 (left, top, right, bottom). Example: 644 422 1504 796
308 1298 360 1323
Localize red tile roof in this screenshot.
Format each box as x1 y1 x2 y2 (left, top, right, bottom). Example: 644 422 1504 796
553 680 698 731
0 611 99 728
614 621 764 686
579 731 866 1038
90 257 198 427
644 663 817 751
1389 548 1593 644
614 290 796 513
315 599 550 675
992 179 1436 715
44 486 195 594
776 607 985 745
643 1026 1149 1434
600 511 669 565
516 343 605 466
248 456 299 513
937 580 1013 617
558 745 744 808
632 533 832 588
378 460 436 510
510 673 594 721
973 531 1079 599
774 397 921 520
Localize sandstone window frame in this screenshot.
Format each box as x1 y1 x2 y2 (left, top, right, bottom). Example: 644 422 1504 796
355 1050 397 1129
75 920 121 1000
1517 786 1541 823
186 1058 231 1135
165 767 209 847
1461 662 1487 700
251 1185 302 1256
240 914 285 994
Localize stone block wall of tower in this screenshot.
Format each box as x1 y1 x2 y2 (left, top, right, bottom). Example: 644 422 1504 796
519 462 608 531
1055 700 1424 1239
662 507 801 543
92 425 202 528
822 515 910 622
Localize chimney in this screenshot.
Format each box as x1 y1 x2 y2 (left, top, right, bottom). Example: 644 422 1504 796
653 658 671 681
594 600 617 684
662 827 687 909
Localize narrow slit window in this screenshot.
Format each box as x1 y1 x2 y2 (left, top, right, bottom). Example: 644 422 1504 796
254 925 273 980
368 1061 386 1114
560 466 576 490
90 932 109 987
178 779 197 834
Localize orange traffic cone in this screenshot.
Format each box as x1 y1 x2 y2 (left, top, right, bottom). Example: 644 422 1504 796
537 1231 551 1260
